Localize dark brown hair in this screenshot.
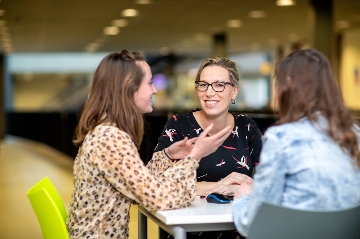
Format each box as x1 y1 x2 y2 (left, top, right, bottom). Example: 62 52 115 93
195 56 240 86
275 48 360 165
73 50 145 149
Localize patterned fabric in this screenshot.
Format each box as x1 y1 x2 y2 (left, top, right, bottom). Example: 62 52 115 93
154 109 263 181
66 123 199 239
233 116 360 237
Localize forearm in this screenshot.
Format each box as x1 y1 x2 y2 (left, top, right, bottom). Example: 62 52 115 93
146 150 175 177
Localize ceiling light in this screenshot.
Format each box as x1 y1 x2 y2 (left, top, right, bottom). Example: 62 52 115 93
111 19 128 27
249 11 267 18
135 0 151 4
276 0 296 6
226 20 242 28
121 9 139 17
337 20 350 29
103 26 119 35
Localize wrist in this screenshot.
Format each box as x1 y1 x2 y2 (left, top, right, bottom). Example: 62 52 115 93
164 148 172 160
164 148 182 161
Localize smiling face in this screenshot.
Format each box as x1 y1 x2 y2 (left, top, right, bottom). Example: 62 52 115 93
197 65 239 117
133 61 157 113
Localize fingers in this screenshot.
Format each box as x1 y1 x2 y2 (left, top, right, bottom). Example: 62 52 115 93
210 126 232 145
201 184 233 198
199 123 213 139
187 137 198 144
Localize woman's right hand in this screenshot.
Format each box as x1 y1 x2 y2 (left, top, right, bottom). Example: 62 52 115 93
189 124 231 162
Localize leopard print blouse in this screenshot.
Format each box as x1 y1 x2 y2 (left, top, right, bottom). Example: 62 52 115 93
66 123 199 239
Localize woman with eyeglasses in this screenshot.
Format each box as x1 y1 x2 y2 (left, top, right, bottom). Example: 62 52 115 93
151 56 262 239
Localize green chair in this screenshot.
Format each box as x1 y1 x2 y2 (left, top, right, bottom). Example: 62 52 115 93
27 177 70 239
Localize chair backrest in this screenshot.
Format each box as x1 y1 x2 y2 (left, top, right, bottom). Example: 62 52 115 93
247 202 360 239
27 177 70 239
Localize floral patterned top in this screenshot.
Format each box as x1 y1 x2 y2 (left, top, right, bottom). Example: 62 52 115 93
154 109 263 182
66 123 199 239
233 115 360 237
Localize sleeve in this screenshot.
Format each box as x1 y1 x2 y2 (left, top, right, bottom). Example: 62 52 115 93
154 114 187 152
246 116 263 166
146 150 178 178
232 129 286 237
93 127 199 211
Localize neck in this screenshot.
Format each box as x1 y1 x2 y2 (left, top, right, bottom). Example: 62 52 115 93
196 111 232 135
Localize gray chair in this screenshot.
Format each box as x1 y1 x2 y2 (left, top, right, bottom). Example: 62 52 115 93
246 202 360 239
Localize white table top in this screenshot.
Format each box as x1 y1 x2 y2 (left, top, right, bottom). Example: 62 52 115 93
151 196 234 225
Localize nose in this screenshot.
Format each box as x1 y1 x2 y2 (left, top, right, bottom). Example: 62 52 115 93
205 84 215 95
152 84 157 94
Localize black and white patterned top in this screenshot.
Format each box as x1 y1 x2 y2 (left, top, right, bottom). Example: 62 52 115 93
154 109 263 182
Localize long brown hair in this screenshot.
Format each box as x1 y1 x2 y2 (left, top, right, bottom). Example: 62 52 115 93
73 50 145 149
275 48 360 165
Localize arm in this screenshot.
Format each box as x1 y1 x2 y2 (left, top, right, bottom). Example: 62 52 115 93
147 137 198 177
94 127 198 211
197 172 253 196
96 124 231 211
232 130 286 237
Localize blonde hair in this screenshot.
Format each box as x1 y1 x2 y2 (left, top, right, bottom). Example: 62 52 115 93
195 56 240 86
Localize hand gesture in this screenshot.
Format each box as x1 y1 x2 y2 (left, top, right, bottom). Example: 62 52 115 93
189 124 232 161
166 137 198 160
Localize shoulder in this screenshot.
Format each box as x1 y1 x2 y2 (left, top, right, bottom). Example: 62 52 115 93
263 119 317 143
88 123 134 146
166 112 193 125
233 113 257 125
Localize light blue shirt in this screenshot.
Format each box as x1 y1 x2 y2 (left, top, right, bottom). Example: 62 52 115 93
232 116 360 236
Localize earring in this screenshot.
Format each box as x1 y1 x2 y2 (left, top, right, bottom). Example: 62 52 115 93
231 99 236 104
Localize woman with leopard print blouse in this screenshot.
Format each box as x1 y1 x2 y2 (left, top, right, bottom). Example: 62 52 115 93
66 50 231 239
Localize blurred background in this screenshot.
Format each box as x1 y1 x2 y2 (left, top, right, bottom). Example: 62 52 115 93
0 0 359 238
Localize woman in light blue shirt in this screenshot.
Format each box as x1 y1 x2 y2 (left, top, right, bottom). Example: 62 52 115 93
232 48 360 237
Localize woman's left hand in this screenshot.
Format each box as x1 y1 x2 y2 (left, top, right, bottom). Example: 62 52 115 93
166 137 198 160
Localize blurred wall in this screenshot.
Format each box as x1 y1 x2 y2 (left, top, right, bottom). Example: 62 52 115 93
341 27 360 110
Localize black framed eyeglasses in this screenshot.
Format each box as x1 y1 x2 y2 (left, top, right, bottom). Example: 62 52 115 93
195 81 234 92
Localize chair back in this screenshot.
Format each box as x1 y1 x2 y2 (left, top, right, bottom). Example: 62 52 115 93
247 202 360 239
27 177 70 239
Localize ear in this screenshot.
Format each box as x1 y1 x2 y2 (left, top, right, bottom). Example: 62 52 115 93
232 85 239 100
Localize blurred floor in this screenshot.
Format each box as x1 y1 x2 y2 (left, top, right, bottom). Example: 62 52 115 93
0 135 158 239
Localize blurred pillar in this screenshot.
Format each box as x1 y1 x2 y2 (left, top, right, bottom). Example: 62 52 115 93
212 33 227 57
0 54 5 139
310 0 333 62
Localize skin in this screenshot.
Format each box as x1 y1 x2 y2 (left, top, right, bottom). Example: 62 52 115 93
134 61 157 114
133 61 232 162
